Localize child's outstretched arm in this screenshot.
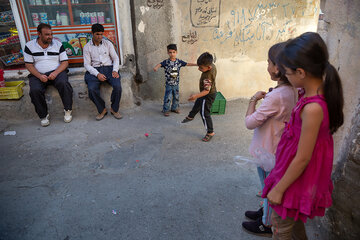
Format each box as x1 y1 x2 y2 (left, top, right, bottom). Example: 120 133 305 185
267 102 324 205
153 63 161 72
188 78 212 101
188 89 209 101
186 63 197 66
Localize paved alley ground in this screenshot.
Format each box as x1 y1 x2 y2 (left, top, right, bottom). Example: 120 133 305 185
0 99 320 240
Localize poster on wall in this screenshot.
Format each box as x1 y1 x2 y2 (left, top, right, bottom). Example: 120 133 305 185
190 0 221 28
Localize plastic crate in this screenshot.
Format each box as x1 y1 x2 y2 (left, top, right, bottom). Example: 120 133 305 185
210 91 226 115
0 81 25 99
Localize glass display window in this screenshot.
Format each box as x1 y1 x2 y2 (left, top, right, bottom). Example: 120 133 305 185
20 0 115 27
71 0 115 26
15 0 120 64
0 0 24 69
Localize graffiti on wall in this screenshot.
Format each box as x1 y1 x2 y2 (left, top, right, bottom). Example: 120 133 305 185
147 0 164 9
190 0 221 28
182 30 198 44
211 1 319 47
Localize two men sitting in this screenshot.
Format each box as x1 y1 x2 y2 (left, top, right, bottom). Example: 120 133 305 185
24 23 122 126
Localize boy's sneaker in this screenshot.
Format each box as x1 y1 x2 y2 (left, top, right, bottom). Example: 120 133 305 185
164 112 170 117
64 110 72 123
171 109 180 114
41 114 50 127
242 217 272 236
245 207 263 220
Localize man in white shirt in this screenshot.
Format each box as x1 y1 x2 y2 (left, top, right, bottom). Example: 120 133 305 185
24 23 73 127
83 24 122 120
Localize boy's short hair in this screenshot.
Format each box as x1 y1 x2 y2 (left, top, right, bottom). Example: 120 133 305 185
197 52 213 66
92 23 104 33
167 44 177 51
37 23 51 34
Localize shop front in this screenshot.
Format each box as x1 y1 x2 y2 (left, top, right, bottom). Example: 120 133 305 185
0 0 23 70
1 0 121 70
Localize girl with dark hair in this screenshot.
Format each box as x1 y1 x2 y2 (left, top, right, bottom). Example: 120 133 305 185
262 32 344 239
242 42 297 236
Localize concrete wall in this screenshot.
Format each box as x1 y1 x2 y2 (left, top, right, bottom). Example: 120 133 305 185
134 0 320 102
319 0 360 162
317 0 360 238
322 102 360 239
116 0 136 68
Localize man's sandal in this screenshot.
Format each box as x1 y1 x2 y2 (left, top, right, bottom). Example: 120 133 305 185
181 116 193 123
202 133 214 142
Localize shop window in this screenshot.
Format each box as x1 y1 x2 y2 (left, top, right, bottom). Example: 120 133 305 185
15 0 120 66
0 0 24 70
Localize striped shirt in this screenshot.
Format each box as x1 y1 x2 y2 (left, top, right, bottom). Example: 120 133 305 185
24 38 68 74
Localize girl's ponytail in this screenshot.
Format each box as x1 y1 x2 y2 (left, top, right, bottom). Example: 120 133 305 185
324 63 344 134
277 32 344 134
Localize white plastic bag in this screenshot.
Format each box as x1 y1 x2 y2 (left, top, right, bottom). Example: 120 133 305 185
234 147 275 172
253 147 276 172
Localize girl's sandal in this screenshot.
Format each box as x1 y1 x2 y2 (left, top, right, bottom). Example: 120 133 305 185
202 133 214 142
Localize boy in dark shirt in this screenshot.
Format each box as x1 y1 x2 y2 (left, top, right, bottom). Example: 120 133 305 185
153 44 197 116
182 52 217 142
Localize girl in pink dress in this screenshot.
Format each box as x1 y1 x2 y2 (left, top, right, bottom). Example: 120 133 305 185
262 32 344 239
242 42 297 236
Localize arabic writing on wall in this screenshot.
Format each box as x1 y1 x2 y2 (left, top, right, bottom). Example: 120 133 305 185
212 1 319 47
182 30 198 44
147 0 164 9
190 0 221 28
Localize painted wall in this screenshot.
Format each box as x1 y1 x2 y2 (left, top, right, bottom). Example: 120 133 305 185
134 0 320 102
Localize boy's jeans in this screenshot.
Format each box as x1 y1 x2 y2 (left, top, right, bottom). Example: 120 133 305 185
163 84 179 112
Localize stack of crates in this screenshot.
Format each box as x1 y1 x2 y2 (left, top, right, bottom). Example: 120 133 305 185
210 92 226 115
